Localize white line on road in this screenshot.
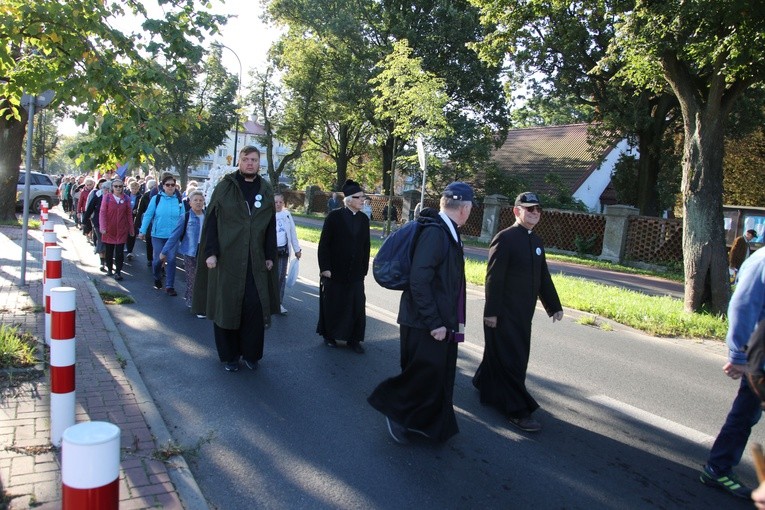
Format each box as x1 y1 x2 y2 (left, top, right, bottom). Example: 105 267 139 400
588 394 714 446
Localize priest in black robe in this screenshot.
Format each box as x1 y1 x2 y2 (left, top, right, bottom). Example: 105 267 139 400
316 180 370 354
473 192 563 433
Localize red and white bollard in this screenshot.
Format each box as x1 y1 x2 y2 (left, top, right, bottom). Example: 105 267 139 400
43 231 57 260
62 421 120 509
50 287 76 447
40 200 49 228
44 246 63 345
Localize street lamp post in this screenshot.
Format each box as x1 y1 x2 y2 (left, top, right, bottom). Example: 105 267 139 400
212 42 243 167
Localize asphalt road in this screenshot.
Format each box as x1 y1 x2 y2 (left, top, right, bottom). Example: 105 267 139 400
74 228 760 510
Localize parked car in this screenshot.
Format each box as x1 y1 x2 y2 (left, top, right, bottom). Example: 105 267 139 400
723 204 765 252
16 171 59 214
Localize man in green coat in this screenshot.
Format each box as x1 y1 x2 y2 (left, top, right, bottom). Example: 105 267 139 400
192 146 279 372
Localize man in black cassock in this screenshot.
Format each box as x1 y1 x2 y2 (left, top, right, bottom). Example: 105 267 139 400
473 191 563 433
316 179 370 354
368 182 473 444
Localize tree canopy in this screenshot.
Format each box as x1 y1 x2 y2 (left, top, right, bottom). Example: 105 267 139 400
0 0 226 220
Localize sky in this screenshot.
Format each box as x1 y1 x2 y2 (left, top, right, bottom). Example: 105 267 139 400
59 0 281 135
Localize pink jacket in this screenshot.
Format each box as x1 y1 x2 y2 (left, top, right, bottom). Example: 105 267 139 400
99 193 135 244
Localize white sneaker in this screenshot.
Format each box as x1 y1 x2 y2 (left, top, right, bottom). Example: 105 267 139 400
280 305 288 314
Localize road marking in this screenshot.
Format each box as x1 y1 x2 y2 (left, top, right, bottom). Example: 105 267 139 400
588 394 714 446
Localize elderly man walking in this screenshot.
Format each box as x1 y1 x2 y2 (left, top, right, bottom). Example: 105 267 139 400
472 192 563 433
368 182 474 444
317 179 370 353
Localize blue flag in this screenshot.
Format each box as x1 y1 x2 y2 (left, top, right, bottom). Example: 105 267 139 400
116 163 128 180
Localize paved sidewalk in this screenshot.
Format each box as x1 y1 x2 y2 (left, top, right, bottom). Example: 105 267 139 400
0 211 208 509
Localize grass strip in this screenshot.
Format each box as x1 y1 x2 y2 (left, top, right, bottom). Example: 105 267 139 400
296 223 727 340
0 324 38 368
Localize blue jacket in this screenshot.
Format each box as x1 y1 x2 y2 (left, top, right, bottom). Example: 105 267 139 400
163 211 205 258
139 192 182 239
727 246 765 364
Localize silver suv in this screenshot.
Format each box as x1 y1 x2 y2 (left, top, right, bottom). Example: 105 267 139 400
16 171 59 214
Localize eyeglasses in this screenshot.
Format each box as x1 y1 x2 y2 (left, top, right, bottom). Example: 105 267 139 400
350 195 366 200
164 183 176 187
520 205 542 213
112 185 124 188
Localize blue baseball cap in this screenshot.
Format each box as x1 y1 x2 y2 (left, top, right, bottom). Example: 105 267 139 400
443 181 474 203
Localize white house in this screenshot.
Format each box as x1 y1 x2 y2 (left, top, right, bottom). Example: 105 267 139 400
189 120 292 182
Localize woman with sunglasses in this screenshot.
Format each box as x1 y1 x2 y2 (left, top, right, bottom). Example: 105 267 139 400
138 175 183 295
99 179 134 280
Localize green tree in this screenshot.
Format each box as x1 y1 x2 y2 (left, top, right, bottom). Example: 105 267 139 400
266 0 508 195
29 109 60 174
469 0 680 217
150 48 238 189
370 39 450 235
612 0 765 313
0 0 225 220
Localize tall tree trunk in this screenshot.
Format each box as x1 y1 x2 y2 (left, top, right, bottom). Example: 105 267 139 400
0 101 27 221
636 93 676 217
680 107 730 314
334 124 350 191
636 130 661 216
380 134 394 195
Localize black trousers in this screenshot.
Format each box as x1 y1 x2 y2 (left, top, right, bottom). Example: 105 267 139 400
213 263 264 363
103 243 125 273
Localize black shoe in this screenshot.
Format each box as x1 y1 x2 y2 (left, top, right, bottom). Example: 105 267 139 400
224 362 239 372
154 279 162 289
324 338 337 348
113 273 123 281
166 288 177 296
106 269 113 276
99 265 108 273
386 416 409 445
700 465 752 499
242 359 258 370
348 341 365 354
147 260 152 267
508 416 542 432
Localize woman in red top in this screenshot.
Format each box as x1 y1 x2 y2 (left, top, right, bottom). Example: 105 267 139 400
99 179 135 280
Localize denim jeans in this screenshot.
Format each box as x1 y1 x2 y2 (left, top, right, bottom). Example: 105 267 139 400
707 376 763 474
151 237 176 289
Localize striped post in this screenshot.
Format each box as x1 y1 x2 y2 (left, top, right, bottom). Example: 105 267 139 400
62 422 120 509
43 230 57 272
44 246 63 345
50 287 76 447
40 200 49 228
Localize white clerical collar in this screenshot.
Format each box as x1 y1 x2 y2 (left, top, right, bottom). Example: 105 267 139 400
438 211 459 243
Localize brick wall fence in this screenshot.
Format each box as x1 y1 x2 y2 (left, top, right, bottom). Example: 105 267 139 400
283 188 683 265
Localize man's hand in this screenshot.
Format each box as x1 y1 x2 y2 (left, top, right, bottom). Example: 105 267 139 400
206 255 217 269
265 260 273 270
552 311 564 322
484 316 497 328
431 327 447 341
723 362 746 380
320 270 331 278
159 253 166 262
753 481 765 509
100 229 106 234
137 233 145 240
295 250 302 260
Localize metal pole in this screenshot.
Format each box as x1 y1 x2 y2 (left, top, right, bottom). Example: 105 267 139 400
20 98 35 286
416 136 427 211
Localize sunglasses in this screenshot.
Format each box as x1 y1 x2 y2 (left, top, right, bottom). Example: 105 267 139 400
112 185 124 188
520 205 542 213
164 183 176 187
